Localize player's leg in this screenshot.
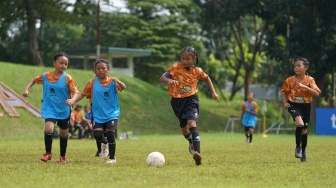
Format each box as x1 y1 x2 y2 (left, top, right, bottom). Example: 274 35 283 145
58 116 70 163
294 115 304 158
106 120 117 163
249 127 254 144
301 123 308 162
41 119 55 162
92 122 108 158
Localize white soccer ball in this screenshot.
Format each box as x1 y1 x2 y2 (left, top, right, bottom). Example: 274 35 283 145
146 151 165 167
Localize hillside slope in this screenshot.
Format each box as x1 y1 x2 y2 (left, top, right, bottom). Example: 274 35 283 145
0 61 241 137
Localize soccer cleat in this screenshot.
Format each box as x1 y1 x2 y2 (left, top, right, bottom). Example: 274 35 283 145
301 151 307 162
100 143 109 158
41 153 52 162
193 152 202 166
60 156 67 164
95 151 101 157
295 147 302 158
106 158 116 164
189 144 195 155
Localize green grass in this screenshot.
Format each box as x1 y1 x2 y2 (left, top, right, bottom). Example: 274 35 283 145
0 133 335 188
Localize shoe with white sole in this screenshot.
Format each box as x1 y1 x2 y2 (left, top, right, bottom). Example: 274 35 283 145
101 143 109 158
106 158 116 164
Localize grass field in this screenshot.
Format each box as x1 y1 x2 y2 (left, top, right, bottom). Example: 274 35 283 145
1 133 335 188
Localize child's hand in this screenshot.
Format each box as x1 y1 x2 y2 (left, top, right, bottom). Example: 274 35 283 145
22 90 30 97
283 102 290 109
212 92 219 102
65 99 75 106
168 79 178 86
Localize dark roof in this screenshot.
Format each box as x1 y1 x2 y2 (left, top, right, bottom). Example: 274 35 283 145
67 47 151 58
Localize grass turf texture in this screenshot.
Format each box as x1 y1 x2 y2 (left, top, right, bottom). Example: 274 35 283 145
0 133 335 188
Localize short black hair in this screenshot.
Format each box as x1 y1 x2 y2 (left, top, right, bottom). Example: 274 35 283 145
54 52 68 61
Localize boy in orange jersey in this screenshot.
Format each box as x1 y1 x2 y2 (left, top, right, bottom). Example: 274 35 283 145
282 57 321 162
159 46 219 165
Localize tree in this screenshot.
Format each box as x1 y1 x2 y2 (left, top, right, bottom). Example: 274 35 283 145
195 0 272 100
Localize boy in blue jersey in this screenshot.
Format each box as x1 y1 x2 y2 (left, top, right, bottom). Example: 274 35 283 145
66 58 126 164
23 52 80 163
240 92 258 145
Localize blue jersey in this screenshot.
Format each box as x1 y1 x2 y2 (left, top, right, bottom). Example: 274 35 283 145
241 101 257 127
91 77 120 123
41 72 70 119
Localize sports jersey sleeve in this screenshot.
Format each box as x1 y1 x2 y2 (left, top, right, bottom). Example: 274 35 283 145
197 67 209 80
308 77 321 94
66 74 79 97
34 75 43 84
281 77 292 95
82 79 95 99
253 102 258 114
241 102 246 111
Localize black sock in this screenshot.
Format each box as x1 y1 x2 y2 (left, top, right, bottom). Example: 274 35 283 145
250 134 253 143
184 133 192 144
96 140 101 152
106 131 116 159
59 135 68 156
295 126 303 148
44 132 53 153
301 133 307 152
189 127 200 154
78 129 83 139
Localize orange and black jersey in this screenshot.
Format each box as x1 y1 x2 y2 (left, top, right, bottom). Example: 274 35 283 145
167 63 209 98
281 75 321 103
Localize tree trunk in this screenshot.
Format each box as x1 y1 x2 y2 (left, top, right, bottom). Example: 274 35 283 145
24 0 43 66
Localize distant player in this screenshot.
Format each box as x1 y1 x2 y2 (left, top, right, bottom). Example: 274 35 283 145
240 92 258 145
281 57 321 162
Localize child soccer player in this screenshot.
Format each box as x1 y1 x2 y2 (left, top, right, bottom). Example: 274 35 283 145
281 57 321 162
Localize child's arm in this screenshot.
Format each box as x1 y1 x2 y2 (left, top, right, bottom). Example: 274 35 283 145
65 93 85 106
159 72 178 85
282 93 290 109
205 77 219 101
22 78 36 97
113 78 126 90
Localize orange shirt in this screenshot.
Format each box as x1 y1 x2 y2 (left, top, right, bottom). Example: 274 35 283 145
167 63 208 98
81 76 123 104
34 71 79 98
71 110 83 124
281 75 321 103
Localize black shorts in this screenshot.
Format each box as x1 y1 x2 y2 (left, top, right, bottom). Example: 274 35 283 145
287 100 311 125
171 95 199 128
244 126 254 132
92 119 118 130
45 115 70 130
